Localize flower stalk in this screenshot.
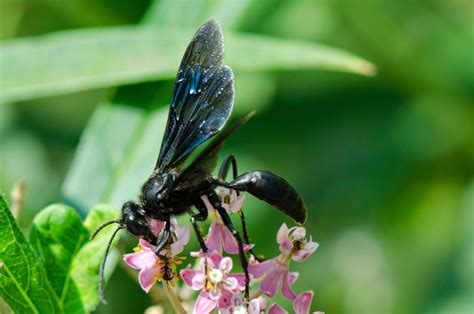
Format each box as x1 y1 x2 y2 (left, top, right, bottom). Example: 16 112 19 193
163 281 186 314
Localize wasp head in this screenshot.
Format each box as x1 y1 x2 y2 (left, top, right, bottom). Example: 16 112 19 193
120 201 157 243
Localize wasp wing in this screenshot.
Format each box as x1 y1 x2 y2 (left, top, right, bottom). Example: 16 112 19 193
155 20 234 172
175 111 255 190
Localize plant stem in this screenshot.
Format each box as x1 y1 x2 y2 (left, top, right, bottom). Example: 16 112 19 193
163 281 186 314
250 289 263 299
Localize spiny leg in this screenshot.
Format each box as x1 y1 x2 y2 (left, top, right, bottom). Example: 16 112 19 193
191 198 210 290
155 218 171 255
218 154 238 179
208 191 250 301
218 154 260 260
190 198 209 254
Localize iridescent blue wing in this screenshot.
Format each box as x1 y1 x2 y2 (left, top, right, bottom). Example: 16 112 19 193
175 111 255 191
155 20 234 172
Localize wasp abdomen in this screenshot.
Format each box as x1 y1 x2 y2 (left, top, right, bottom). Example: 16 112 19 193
228 170 307 224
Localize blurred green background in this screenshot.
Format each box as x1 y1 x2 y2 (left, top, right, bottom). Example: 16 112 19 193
0 0 473 313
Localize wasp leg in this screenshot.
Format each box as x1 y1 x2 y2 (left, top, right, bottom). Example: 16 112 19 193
218 154 239 179
208 191 250 302
155 218 171 255
218 155 261 261
190 198 209 254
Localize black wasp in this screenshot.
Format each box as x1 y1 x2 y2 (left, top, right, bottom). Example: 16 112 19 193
92 20 306 303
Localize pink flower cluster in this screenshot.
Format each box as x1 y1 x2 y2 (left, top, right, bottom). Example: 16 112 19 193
123 188 321 313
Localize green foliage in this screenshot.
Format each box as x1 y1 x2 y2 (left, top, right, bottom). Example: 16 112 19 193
0 195 119 313
0 26 374 104
70 204 119 312
0 196 61 314
62 105 168 212
29 204 89 314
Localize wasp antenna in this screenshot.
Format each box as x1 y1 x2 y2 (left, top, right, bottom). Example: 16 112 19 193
98 226 123 304
90 219 121 240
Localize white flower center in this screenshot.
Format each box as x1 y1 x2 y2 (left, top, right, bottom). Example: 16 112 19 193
233 305 247 314
289 227 306 242
208 268 224 284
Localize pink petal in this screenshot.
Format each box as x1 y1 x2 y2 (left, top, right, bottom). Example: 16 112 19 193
269 304 288 314
227 273 246 290
281 270 297 300
150 219 165 236
244 243 254 252
248 259 274 278
190 250 206 258
208 251 223 268
171 224 190 256
230 293 244 308
289 227 307 241
229 189 238 202
229 194 246 213
219 256 233 273
277 223 292 254
206 222 224 253
223 276 238 290
248 298 261 314
288 272 299 285
216 290 234 309
208 286 222 300
180 269 205 290
221 225 240 254
123 251 157 270
138 266 160 293
260 263 286 297
293 290 314 314
277 223 289 244
255 296 268 311
293 241 319 262
139 238 155 250
194 291 216 314
279 240 293 255
201 195 215 212
278 240 293 254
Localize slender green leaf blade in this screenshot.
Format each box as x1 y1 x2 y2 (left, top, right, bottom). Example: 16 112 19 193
70 204 119 312
105 107 168 207
29 204 88 314
142 0 214 27
143 0 251 30
62 105 168 212
0 195 62 314
0 26 375 104
62 104 145 213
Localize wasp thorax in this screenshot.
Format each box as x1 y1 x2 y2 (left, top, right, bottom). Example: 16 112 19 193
141 172 176 209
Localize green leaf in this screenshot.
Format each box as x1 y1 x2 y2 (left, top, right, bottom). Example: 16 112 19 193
62 104 168 213
0 26 375 104
70 204 120 312
0 195 62 314
142 0 214 28
29 204 89 314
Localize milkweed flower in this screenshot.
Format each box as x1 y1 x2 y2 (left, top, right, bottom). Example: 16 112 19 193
122 194 323 313
180 250 245 313
249 223 318 300
123 218 189 292
201 188 252 254
220 294 265 314
268 290 323 314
